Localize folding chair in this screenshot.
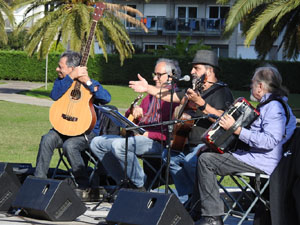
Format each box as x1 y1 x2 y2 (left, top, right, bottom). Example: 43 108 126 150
51 147 76 183
221 172 270 225
140 153 174 193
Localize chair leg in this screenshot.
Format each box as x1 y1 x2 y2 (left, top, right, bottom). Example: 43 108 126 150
222 173 270 225
142 157 174 193
52 148 77 186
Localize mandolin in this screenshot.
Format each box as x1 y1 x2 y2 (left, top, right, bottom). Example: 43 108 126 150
171 74 207 151
49 3 105 136
127 94 144 123
120 94 143 136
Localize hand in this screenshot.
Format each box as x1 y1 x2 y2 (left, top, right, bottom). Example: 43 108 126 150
134 131 148 137
70 66 90 83
219 114 235 130
132 106 143 119
129 74 148 93
186 88 204 105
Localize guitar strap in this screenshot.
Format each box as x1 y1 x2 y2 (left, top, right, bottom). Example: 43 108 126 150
201 81 227 100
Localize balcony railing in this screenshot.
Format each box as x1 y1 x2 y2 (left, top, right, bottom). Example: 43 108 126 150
127 16 225 36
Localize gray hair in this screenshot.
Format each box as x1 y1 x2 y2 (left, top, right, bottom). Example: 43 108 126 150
254 65 289 97
156 58 182 78
60 51 81 67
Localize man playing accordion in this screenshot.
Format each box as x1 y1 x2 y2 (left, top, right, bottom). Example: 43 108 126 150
191 65 297 225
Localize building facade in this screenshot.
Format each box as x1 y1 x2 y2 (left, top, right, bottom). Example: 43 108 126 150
112 0 284 60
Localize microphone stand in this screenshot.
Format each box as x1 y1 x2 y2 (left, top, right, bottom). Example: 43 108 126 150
164 74 176 194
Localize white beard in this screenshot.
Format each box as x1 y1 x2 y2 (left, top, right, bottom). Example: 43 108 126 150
250 93 259 102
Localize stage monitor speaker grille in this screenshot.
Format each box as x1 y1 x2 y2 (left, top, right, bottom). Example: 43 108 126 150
106 189 194 225
12 176 86 221
0 163 21 212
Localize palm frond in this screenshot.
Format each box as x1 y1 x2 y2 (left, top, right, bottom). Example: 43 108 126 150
244 1 295 46
224 0 273 35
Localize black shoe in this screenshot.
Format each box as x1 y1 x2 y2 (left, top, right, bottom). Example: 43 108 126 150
127 181 146 192
134 186 146 192
195 216 223 225
189 210 202 222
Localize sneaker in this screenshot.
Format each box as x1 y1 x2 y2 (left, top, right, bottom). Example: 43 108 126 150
194 216 224 225
74 188 90 202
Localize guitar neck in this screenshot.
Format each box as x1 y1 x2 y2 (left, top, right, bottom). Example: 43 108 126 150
80 21 97 66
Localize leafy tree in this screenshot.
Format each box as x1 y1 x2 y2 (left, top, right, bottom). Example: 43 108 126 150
218 0 300 59
153 34 211 57
0 0 15 45
13 0 148 64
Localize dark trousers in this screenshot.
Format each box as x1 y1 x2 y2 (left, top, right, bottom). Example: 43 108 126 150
34 129 96 188
191 152 265 216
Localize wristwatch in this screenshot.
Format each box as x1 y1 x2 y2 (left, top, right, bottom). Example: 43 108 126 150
199 101 207 111
86 80 92 86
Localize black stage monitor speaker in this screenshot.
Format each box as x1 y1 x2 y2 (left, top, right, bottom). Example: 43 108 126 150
0 163 21 212
106 189 194 225
12 176 86 221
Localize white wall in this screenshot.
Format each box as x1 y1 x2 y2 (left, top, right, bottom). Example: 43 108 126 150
237 46 258 59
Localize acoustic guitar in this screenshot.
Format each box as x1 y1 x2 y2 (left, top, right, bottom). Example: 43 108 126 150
171 75 207 151
49 3 105 136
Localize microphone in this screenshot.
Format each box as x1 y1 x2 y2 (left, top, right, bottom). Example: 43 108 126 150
169 75 191 82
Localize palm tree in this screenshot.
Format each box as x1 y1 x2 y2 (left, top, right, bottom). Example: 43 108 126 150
0 0 15 45
13 0 148 63
218 0 300 59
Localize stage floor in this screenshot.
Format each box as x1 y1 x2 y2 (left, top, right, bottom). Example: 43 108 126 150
0 192 254 225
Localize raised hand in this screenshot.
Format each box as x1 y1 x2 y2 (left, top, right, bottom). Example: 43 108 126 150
129 74 148 93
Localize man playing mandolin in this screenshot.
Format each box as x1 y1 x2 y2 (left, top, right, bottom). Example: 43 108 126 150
129 50 234 206
34 51 111 196
90 58 180 191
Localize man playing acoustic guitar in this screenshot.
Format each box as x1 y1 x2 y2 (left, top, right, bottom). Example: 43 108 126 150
90 58 180 191
34 51 111 195
129 50 233 208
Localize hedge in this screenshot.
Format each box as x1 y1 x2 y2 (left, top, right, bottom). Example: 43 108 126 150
0 50 299 93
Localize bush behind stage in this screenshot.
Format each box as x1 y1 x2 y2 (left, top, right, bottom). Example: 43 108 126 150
0 50 299 93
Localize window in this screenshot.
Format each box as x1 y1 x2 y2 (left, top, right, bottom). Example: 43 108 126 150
208 6 229 19
143 44 165 53
207 6 229 30
126 5 136 28
176 6 198 31
211 45 229 58
176 6 197 19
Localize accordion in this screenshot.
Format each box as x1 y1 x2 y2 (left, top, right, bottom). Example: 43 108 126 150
201 97 260 154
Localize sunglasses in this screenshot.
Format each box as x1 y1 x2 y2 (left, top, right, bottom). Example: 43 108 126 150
152 72 168 78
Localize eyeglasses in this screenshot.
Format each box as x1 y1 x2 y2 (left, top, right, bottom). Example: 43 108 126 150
152 72 168 78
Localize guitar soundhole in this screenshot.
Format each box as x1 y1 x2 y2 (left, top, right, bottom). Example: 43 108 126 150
62 114 78 122
71 89 81 100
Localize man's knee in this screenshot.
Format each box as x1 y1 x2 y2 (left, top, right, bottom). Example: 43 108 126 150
198 152 216 167
111 140 124 159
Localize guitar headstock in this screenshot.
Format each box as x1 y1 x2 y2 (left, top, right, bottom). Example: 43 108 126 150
93 2 105 21
132 94 143 106
193 74 207 92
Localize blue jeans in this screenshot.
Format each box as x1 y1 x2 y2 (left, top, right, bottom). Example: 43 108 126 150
163 144 203 196
90 135 163 188
34 129 96 188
